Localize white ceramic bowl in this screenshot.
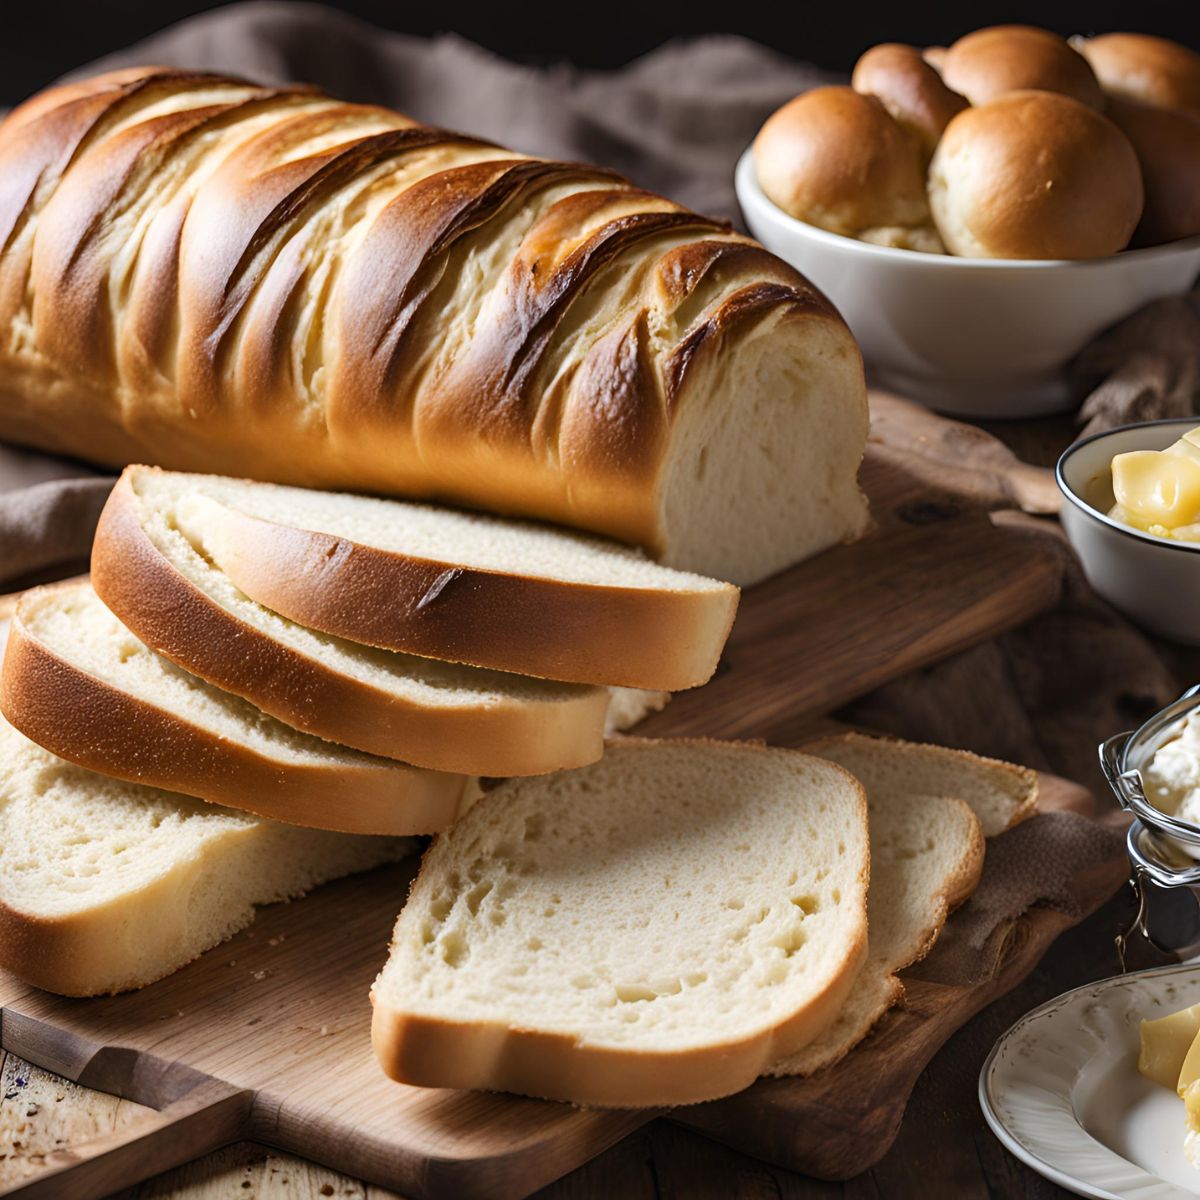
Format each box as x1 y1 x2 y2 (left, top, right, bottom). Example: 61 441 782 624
735 147 1200 419
1058 418 1200 644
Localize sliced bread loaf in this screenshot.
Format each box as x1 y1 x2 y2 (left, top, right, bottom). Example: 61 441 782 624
0 709 414 996
1 583 476 835
92 470 610 776
804 731 1038 837
120 467 739 690
769 788 983 1076
370 738 870 1107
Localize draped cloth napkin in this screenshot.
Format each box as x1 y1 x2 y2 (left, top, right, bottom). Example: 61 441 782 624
1 1 1191 980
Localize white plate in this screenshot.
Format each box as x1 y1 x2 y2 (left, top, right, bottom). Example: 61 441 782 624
981 964 1200 1198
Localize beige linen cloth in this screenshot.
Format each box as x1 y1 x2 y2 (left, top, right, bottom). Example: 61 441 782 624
3 1 1195 982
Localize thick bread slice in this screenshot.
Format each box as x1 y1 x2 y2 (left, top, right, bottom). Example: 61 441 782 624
0 709 414 997
371 738 870 1108
92 470 610 776
804 731 1038 837
769 789 983 1076
1 584 476 835
123 467 739 690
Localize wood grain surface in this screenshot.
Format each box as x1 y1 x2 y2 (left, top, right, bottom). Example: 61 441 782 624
636 444 1064 746
0 770 1124 1200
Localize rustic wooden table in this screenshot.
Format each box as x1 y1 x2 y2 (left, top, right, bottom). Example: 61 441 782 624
0 410 1165 1198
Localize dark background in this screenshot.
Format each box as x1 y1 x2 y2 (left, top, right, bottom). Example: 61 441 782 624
3 0 1200 106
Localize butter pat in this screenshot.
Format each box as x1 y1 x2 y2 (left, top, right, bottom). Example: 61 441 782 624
1182 1028 1200 1133
1141 1003 1200 1090
1111 426 1200 540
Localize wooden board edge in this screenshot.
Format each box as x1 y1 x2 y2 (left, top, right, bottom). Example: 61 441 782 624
671 849 1128 1178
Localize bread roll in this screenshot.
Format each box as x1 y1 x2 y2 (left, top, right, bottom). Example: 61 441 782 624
1106 97 1200 245
923 47 949 73
1075 32 1200 117
851 43 968 156
941 25 1105 110
0 68 869 588
928 91 1143 259
754 86 942 252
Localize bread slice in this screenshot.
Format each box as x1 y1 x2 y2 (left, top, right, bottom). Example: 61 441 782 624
803 731 1038 837
120 467 739 690
92 470 610 776
0 707 414 997
768 789 983 1076
1 583 476 835
370 738 870 1108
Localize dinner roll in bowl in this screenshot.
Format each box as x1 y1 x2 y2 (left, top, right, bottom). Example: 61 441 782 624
928 91 1143 259
753 86 941 252
941 25 1105 109
852 43 968 157
1075 32 1200 117
1106 98 1200 245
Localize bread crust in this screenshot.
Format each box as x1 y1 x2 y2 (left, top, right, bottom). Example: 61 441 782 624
851 43 968 156
371 738 871 1107
0 594 475 835
0 68 864 585
753 87 931 238
1075 32 1200 117
928 91 1143 259
92 472 610 775
941 25 1104 109
177 473 739 691
371 937 865 1108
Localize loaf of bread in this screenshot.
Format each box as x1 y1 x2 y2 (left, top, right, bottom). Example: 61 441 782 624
0 68 869 587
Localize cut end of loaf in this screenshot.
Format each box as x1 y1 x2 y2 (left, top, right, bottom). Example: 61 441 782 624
658 300 870 587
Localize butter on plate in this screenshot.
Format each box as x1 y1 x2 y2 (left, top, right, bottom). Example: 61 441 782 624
1111 427 1200 541
1139 1001 1200 1164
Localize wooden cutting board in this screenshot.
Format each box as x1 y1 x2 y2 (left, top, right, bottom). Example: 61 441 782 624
0 773 1125 1200
0 407 1071 1198
634 441 1063 745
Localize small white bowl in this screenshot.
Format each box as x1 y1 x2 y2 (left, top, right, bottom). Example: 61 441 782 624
735 148 1200 420
1058 418 1200 644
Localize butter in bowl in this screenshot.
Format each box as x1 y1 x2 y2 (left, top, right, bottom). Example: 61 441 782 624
1058 418 1200 643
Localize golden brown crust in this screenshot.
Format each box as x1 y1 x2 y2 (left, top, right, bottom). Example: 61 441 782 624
1076 32 1200 117
941 25 1105 110
0 594 474 835
91 473 609 776
929 91 1143 259
179 478 739 691
852 43 968 156
371 934 865 1107
1105 97 1200 246
753 86 931 237
0 68 856 579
